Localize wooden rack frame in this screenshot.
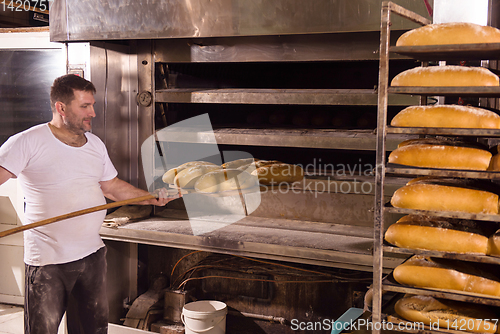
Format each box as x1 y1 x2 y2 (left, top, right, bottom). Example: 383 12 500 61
374 2 431 328
374 2 500 333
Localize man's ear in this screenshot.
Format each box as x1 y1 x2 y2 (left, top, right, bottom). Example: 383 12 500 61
55 101 66 116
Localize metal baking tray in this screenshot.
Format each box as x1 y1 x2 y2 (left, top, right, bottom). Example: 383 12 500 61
387 126 500 137
383 244 500 266
390 43 500 61
384 206 500 223
385 164 500 181
388 86 500 97
382 273 500 307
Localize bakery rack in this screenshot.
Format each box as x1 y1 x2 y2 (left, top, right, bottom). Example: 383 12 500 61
374 1 500 333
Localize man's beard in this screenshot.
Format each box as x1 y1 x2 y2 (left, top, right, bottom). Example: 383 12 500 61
64 116 91 134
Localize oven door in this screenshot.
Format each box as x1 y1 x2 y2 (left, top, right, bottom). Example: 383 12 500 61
0 29 65 305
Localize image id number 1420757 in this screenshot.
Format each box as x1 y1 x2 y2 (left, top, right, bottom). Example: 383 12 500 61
2 0 51 12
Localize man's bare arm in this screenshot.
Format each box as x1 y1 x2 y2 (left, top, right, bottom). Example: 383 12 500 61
99 177 177 206
0 166 15 187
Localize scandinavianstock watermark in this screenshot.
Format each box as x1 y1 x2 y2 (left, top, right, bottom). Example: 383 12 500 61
260 158 375 197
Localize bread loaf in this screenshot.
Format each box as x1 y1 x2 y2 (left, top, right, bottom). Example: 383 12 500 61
221 158 259 169
237 163 257 174
396 22 500 46
393 255 500 297
388 139 492 170
251 163 304 185
390 178 499 214
394 295 499 334
395 138 477 148
255 160 281 168
194 169 258 193
236 160 282 174
488 153 500 171
173 165 222 188
162 161 217 184
391 105 500 129
404 176 444 185
385 215 491 254
488 230 500 257
391 66 499 87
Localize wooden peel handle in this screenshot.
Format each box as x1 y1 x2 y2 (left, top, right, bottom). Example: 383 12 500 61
0 194 156 238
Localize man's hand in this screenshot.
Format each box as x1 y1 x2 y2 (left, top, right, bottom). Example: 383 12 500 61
150 188 182 206
100 177 181 206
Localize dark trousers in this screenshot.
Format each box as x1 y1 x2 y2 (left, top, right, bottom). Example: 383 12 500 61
24 246 109 334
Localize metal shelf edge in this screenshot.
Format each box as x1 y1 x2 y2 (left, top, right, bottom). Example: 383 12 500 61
100 226 399 273
384 206 500 223
385 165 500 180
390 43 500 61
382 283 500 307
154 127 413 151
155 88 419 106
383 245 500 265
388 86 500 97
387 126 500 137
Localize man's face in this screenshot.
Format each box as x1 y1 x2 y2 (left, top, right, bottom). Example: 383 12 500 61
62 90 96 134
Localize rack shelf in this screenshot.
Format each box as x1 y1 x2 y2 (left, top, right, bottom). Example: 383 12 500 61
390 43 500 61
383 245 500 265
373 1 500 330
100 211 408 273
387 86 500 97
382 274 500 307
384 206 500 223
387 126 500 137
155 88 419 106
385 164 500 180
153 173 404 197
155 127 414 151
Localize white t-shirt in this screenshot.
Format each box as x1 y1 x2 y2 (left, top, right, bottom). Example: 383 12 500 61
0 123 118 266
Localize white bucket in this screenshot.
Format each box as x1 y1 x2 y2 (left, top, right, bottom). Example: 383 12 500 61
181 300 228 334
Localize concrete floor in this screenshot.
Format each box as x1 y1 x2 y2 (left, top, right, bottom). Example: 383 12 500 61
0 304 68 334
0 304 149 334
0 304 23 334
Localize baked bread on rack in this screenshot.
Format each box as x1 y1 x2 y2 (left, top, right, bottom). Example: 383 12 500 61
393 294 500 334
391 104 500 129
390 177 499 214
385 215 494 255
393 255 500 297
388 138 492 170
391 65 499 87
396 22 500 46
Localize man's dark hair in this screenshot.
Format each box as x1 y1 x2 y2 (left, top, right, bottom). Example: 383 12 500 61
50 74 96 111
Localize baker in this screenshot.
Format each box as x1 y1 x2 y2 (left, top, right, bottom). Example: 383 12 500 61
0 74 178 333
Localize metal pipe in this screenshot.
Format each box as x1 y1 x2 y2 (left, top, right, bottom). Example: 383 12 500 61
227 310 287 325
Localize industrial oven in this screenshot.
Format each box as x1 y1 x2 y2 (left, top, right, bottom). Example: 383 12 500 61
39 0 483 333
